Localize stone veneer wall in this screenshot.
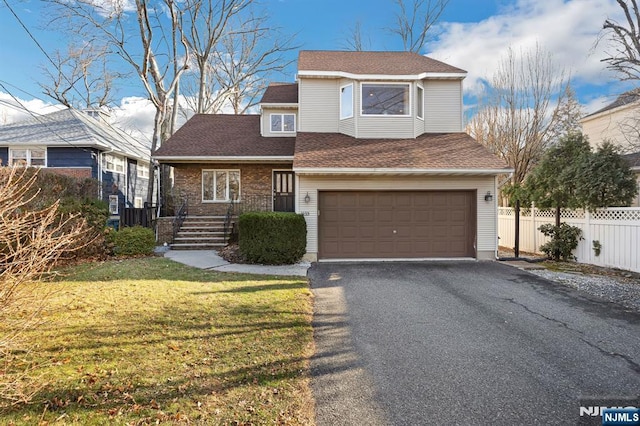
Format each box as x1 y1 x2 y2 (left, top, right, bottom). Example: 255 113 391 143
171 163 292 216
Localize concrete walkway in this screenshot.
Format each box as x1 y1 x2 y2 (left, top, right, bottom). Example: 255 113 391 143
163 249 310 277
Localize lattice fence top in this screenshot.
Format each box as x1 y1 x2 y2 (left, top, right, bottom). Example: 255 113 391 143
498 206 640 221
592 208 640 221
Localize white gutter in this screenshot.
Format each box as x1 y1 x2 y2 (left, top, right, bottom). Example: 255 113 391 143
293 167 514 175
297 70 467 80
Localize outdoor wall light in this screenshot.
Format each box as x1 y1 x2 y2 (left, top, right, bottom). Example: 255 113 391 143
304 192 311 204
484 191 493 202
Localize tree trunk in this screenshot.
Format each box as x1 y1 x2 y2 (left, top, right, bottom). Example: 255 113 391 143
555 205 561 227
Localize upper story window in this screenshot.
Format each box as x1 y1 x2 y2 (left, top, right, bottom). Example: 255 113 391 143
137 161 150 179
361 83 410 116
103 153 125 174
340 84 354 119
416 85 424 120
270 114 296 133
9 147 46 167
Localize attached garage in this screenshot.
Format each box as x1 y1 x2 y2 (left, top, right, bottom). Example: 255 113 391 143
318 190 476 259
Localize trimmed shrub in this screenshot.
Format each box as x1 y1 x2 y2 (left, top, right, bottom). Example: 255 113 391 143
112 226 156 256
539 223 583 261
239 212 307 265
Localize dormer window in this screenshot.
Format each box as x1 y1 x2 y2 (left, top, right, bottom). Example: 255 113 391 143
271 113 296 133
361 83 410 116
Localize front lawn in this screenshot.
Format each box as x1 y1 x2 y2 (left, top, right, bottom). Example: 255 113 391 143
0 258 315 425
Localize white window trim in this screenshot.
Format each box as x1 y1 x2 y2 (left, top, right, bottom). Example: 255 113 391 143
137 161 150 179
340 83 354 120
201 169 241 203
9 147 47 167
416 84 424 121
102 153 126 174
270 113 296 133
134 197 144 209
360 82 412 117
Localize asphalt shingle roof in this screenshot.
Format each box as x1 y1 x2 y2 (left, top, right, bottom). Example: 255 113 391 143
584 88 640 118
153 114 295 158
622 151 640 168
260 83 298 104
293 132 508 170
298 50 466 75
0 108 150 160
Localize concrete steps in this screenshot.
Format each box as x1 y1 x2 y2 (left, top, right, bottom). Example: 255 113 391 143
170 216 234 250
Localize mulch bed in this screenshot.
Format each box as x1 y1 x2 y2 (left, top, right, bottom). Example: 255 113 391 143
217 243 248 264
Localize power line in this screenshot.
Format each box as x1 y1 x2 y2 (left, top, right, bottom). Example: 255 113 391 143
1 0 154 156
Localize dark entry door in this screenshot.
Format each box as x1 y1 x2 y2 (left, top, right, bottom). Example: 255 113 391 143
273 171 295 212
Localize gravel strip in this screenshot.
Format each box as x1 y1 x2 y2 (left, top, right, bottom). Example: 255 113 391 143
527 268 640 313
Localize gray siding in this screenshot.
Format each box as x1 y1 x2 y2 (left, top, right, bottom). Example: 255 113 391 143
127 159 149 207
424 80 463 133
358 116 415 139
298 79 339 132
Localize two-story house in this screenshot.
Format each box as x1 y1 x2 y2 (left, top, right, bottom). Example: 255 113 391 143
0 108 151 216
154 50 511 261
580 89 640 206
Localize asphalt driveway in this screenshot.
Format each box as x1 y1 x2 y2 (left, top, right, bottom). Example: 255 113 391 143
308 261 640 425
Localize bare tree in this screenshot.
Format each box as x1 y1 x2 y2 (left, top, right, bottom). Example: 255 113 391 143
388 0 450 53
40 42 120 108
547 83 584 144
342 21 371 51
0 167 86 406
466 44 567 187
182 0 252 114
602 0 640 81
181 9 297 115
47 0 190 204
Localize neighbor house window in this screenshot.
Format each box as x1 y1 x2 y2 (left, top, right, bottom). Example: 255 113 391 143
134 197 143 208
137 161 150 179
361 83 410 116
202 170 240 202
109 195 119 215
102 153 125 173
340 83 354 119
416 85 424 120
270 114 296 132
9 147 46 167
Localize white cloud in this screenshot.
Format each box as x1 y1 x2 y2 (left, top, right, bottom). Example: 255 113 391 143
0 93 65 124
427 0 623 96
111 96 156 143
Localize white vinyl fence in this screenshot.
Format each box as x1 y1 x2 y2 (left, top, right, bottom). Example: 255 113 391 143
498 207 640 273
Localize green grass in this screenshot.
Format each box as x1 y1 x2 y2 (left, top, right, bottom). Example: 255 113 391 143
1 258 315 425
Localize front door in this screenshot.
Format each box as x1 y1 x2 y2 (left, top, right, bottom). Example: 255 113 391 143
273 171 295 212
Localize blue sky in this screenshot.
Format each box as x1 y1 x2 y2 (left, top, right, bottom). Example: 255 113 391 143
0 0 634 136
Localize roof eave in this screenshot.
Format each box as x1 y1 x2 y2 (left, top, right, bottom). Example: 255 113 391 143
297 70 466 80
581 99 640 122
154 155 294 163
260 103 299 109
293 167 513 175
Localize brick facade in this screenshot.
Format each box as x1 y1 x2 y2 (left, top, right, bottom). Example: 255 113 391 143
156 217 174 244
45 167 93 179
171 163 293 216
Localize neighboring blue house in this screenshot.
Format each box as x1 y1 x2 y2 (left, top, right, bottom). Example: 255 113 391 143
0 108 151 216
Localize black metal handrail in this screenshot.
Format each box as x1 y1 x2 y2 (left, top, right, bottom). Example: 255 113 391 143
172 197 188 241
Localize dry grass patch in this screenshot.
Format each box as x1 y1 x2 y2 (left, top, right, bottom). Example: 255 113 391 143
0 258 315 425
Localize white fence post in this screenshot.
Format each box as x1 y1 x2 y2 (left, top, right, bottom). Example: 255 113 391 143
532 203 537 253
